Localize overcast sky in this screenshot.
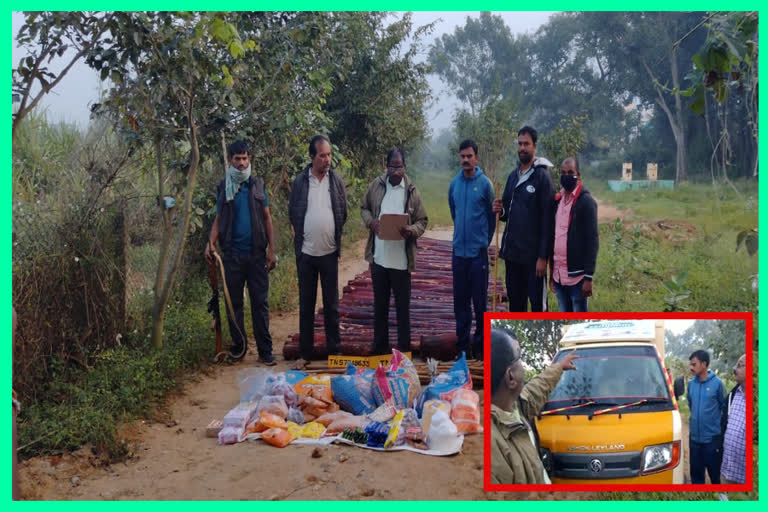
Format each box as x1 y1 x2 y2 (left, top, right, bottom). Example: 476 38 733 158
12 11 554 133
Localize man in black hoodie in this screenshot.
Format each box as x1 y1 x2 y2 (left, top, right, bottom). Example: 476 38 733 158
548 157 598 312
492 126 555 312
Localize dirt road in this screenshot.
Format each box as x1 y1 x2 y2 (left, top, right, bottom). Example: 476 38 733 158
20 227 597 500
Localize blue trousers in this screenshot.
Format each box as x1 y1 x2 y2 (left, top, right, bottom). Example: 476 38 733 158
554 280 589 312
452 250 488 357
690 438 722 484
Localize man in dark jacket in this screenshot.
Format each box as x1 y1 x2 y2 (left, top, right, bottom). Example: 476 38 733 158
492 126 555 312
288 135 348 369
490 327 578 484
688 349 726 484
548 157 598 312
205 140 277 365
360 149 428 355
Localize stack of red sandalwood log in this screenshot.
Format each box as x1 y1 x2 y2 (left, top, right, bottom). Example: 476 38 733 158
283 238 505 360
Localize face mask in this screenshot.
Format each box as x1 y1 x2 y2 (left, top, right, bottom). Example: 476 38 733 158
560 174 578 192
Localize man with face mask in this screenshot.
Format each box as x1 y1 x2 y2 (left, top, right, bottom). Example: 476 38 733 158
492 126 555 312
548 157 598 312
360 149 428 354
490 327 578 484
205 140 277 365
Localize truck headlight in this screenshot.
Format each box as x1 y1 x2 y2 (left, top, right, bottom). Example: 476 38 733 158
640 441 681 475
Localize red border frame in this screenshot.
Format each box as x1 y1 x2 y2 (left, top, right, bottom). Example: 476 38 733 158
482 312 754 493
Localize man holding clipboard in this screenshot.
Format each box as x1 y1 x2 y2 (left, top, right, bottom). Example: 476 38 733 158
361 149 428 355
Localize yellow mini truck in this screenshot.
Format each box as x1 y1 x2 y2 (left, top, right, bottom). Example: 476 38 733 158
535 320 683 484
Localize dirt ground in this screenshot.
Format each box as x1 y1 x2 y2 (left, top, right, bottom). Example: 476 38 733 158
19 209 640 501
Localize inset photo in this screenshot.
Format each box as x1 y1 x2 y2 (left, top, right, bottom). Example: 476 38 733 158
483 314 753 494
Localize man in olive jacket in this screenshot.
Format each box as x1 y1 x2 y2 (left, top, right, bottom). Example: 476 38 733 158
490 328 578 484
360 149 428 354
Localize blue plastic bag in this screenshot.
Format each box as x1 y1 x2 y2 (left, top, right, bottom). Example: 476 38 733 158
330 363 376 415
416 352 472 416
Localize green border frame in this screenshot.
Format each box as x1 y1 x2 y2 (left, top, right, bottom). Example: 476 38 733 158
6 4 764 505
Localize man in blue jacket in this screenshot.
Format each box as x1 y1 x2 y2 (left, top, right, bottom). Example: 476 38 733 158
688 349 726 484
492 126 555 312
449 139 495 360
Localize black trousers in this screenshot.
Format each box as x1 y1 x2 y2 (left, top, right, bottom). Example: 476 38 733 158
297 252 340 360
690 438 723 484
505 259 547 312
222 251 273 359
371 262 411 354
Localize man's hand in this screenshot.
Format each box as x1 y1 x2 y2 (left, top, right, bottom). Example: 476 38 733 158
266 249 276 272
369 219 380 235
399 225 415 239
535 257 547 278
492 198 503 214
548 277 555 293
204 241 214 264
582 280 593 298
559 351 579 371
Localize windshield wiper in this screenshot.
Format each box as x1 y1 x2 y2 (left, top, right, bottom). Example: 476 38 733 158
589 399 652 419
540 400 596 416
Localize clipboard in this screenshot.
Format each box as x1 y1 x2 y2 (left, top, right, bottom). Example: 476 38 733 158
378 213 408 240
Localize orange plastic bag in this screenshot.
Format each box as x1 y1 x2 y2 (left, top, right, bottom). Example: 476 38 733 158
246 411 288 433
294 375 334 403
450 389 482 434
261 428 295 448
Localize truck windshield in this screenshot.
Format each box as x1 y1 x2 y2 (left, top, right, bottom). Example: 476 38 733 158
544 346 671 410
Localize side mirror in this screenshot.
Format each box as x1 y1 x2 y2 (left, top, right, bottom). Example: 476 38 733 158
673 376 685 401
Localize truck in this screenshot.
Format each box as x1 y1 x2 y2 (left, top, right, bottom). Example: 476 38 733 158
535 319 683 484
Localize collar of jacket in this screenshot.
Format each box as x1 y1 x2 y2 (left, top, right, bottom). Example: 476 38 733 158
555 181 583 202
304 165 335 181
491 402 529 438
374 173 414 191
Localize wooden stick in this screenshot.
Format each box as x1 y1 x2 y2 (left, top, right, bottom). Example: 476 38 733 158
492 182 501 312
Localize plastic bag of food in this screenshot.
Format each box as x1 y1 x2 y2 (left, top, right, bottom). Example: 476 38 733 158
384 409 406 449
258 395 288 418
421 399 451 438
450 388 482 434
286 407 305 425
397 408 426 445
222 402 260 429
259 411 289 431
261 428 295 448
283 370 309 385
367 402 397 423
315 410 352 426
265 374 299 408
371 350 421 410
326 415 368 434
218 426 243 445
237 368 274 403
331 367 376 415
426 410 459 451
286 421 303 438
364 421 390 448
416 353 472 415
294 374 334 403
301 421 326 439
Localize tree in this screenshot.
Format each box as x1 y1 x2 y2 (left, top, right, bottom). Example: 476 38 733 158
324 12 433 184
90 12 254 349
491 319 575 371
12 11 114 139
429 12 529 116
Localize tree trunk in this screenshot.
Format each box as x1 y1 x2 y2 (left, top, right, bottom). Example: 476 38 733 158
670 46 688 182
151 90 202 349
